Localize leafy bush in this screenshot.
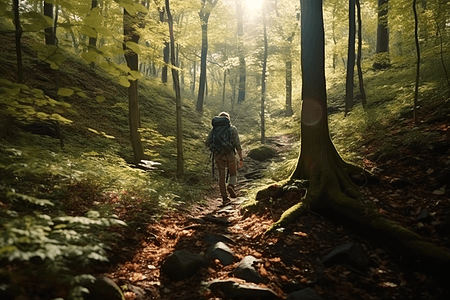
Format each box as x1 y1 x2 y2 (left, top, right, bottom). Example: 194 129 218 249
0 188 125 299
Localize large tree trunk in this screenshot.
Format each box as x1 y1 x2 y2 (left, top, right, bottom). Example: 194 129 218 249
373 0 390 69
356 0 366 108
236 0 246 103
263 0 450 269
165 0 183 176
123 8 145 164
345 0 356 117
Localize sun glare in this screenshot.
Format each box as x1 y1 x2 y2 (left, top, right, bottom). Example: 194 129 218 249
244 0 264 12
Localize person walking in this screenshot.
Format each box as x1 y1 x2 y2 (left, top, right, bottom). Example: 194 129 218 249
206 112 244 205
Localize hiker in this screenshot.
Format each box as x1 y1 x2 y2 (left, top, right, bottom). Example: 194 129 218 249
206 112 244 205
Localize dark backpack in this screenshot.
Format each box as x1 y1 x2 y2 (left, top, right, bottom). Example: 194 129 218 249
210 116 233 154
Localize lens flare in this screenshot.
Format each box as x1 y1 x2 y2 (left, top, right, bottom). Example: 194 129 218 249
301 100 323 126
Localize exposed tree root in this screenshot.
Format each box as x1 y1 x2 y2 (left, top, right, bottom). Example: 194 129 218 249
263 158 450 267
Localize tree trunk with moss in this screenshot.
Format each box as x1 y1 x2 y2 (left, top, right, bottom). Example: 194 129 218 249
265 0 450 268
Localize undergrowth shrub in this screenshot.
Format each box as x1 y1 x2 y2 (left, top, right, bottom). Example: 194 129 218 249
0 187 125 299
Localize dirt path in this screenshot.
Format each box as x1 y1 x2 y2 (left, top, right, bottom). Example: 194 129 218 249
105 132 449 300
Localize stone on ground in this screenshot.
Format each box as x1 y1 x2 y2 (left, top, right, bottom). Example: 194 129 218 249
161 250 209 281
248 145 277 161
206 241 235 265
233 255 267 283
320 242 369 268
286 287 323 300
208 280 280 300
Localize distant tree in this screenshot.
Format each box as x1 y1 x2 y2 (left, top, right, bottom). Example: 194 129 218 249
355 0 366 107
236 0 246 103
263 0 450 268
13 0 23 83
196 0 219 111
285 33 294 117
261 4 268 144
413 0 420 124
159 7 169 83
373 0 390 69
44 1 55 45
123 2 145 163
89 1 98 49
345 0 356 116
165 0 183 176
273 0 297 117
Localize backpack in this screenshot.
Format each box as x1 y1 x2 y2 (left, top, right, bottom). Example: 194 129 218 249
210 116 233 154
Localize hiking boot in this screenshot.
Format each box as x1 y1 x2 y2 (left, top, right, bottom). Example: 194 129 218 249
227 184 237 198
222 196 231 206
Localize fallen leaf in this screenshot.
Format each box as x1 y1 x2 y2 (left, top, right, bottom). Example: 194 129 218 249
432 187 445 195
380 282 397 288
293 231 308 237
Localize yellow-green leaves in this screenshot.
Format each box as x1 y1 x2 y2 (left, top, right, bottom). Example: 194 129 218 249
31 44 66 69
119 0 148 15
125 41 141 54
84 7 103 29
119 76 131 87
129 70 142 80
21 11 53 32
81 49 99 63
96 96 106 103
0 80 72 124
87 128 115 139
57 88 74 97
80 26 97 38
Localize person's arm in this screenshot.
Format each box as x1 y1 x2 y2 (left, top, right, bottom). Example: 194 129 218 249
237 149 244 168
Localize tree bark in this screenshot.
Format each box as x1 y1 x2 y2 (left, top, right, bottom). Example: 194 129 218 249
165 0 183 176
236 0 246 103
13 0 23 83
123 7 145 164
192 60 196 95
285 35 294 117
160 8 169 83
413 0 420 124
44 2 55 45
196 0 218 111
196 22 208 111
345 0 356 117
261 7 268 144
356 0 366 108
373 0 390 69
89 0 98 48
263 0 450 269
222 69 227 108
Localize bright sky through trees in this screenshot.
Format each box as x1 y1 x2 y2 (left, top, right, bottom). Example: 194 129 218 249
244 0 264 13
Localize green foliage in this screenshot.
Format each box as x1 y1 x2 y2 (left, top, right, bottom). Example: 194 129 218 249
0 185 125 298
0 79 72 124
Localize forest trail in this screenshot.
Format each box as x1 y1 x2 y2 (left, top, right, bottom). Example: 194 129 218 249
104 123 450 300
105 134 303 299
